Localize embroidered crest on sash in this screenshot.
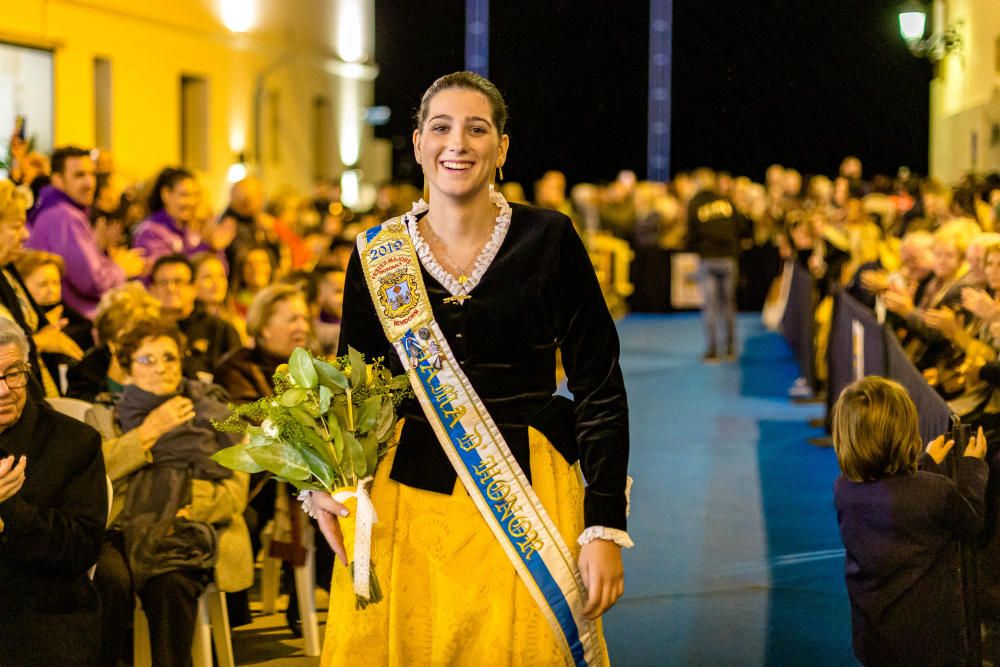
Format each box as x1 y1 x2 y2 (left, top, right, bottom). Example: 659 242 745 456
377 270 419 320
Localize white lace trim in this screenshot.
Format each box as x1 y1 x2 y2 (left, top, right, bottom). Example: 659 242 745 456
404 188 512 297
577 526 634 549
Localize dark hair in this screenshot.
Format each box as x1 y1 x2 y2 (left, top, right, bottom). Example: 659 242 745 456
232 245 276 292
300 263 344 302
50 146 91 176
191 251 226 278
148 167 195 213
415 71 508 135
151 253 194 284
90 172 125 223
115 320 188 371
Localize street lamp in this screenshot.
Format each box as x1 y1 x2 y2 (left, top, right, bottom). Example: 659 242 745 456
897 1 963 62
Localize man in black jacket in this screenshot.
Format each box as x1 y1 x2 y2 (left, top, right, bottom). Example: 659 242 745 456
0 317 107 666
687 168 750 362
149 253 242 381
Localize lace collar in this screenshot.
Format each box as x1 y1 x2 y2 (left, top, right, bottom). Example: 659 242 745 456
403 188 512 297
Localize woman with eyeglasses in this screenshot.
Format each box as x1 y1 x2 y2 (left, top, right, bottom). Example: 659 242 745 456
85 320 252 665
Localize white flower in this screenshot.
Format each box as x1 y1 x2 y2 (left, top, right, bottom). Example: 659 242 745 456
262 419 279 438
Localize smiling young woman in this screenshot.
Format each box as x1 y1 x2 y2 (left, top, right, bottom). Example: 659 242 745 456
309 72 632 666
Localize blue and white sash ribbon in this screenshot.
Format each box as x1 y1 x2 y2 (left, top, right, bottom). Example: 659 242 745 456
358 219 604 667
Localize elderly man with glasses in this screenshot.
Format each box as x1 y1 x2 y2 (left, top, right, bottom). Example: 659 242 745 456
0 317 108 666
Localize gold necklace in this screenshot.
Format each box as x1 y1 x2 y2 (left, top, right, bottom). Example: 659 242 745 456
421 217 495 285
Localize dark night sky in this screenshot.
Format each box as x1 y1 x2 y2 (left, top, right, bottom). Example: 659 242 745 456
373 0 934 192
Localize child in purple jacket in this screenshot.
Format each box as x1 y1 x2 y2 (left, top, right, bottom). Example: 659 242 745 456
833 377 988 666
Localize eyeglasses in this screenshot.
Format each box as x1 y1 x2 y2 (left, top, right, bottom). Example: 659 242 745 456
0 369 30 389
133 353 181 367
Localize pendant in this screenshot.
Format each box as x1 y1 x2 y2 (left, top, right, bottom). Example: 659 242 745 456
458 275 468 285
443 293 472 305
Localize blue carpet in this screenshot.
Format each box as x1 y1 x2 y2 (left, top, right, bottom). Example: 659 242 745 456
601 313 853 666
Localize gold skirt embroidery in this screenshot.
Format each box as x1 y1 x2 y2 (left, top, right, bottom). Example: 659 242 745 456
321 427 609 667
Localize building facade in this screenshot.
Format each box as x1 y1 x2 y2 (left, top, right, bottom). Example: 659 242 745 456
0 0 384 207
929 0 1000 182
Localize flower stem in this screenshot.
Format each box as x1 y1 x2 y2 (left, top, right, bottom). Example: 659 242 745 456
346 387 355 431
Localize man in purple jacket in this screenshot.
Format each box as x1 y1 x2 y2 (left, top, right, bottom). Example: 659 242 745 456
26 146 144 319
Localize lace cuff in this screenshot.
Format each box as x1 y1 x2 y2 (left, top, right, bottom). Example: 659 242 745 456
577 526 634 548
298 490 317 519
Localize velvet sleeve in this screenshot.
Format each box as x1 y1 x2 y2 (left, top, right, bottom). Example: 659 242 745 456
943 455 988 539
553 218 630 530
0 428 107 577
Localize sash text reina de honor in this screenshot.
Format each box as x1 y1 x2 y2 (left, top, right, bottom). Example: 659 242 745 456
414 338 546 562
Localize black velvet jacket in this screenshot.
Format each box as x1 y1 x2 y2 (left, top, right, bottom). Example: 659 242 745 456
339 203 630 530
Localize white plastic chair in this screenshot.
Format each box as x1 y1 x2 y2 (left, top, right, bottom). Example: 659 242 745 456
133 583 234 667
259 517 322 656
45 396 95 423
88 475 114 580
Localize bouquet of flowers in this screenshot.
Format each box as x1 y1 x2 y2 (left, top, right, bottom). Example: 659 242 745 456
211 346 411 608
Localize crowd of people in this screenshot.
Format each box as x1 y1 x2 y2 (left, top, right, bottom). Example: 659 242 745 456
0 71 631 666
5 99 1000 665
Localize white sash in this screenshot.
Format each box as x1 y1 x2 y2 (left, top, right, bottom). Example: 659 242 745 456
357 219 604 667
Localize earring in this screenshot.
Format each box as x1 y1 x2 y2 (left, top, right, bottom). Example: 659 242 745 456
497 166 504 182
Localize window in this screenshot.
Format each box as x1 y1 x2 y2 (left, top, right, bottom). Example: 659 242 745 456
313 96 332 181
94 57 112 150
268 88 280 164
0 42 54 164
180 75 208 170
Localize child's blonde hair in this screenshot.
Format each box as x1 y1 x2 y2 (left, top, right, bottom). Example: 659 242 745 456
832 377 922 482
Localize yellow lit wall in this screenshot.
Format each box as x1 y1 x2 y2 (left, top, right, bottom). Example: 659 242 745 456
0 0 380 209
929 0 1000 181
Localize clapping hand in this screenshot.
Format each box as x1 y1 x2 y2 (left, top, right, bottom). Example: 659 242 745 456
961 287 999 322
138 396 195 451
926 435 955 464
922 308 960 338
110 246 147 279
0 454 26 503
860 269 890 294
965 426 988 460
884 284 915 317
34 320 84 360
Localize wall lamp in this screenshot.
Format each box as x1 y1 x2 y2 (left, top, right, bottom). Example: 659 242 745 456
898 1 963 62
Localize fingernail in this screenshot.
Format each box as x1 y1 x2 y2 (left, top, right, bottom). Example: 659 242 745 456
340 509 349 517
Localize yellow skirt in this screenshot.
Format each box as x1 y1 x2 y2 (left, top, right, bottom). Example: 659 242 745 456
321 427 609 666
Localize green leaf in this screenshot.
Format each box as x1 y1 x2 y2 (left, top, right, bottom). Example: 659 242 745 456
211 443 265 473
289 347 318 389
356 395 382 434
360 432 379 477
279 387 309 407
289 406 316 429
342 431 367 479
389 374 411 391
315 358 349 392
318 385 333 414
374 399 396 441
328 414 345 463
298 445 335 490
349 346 366 387
331 395 349 431
247 441 311 481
